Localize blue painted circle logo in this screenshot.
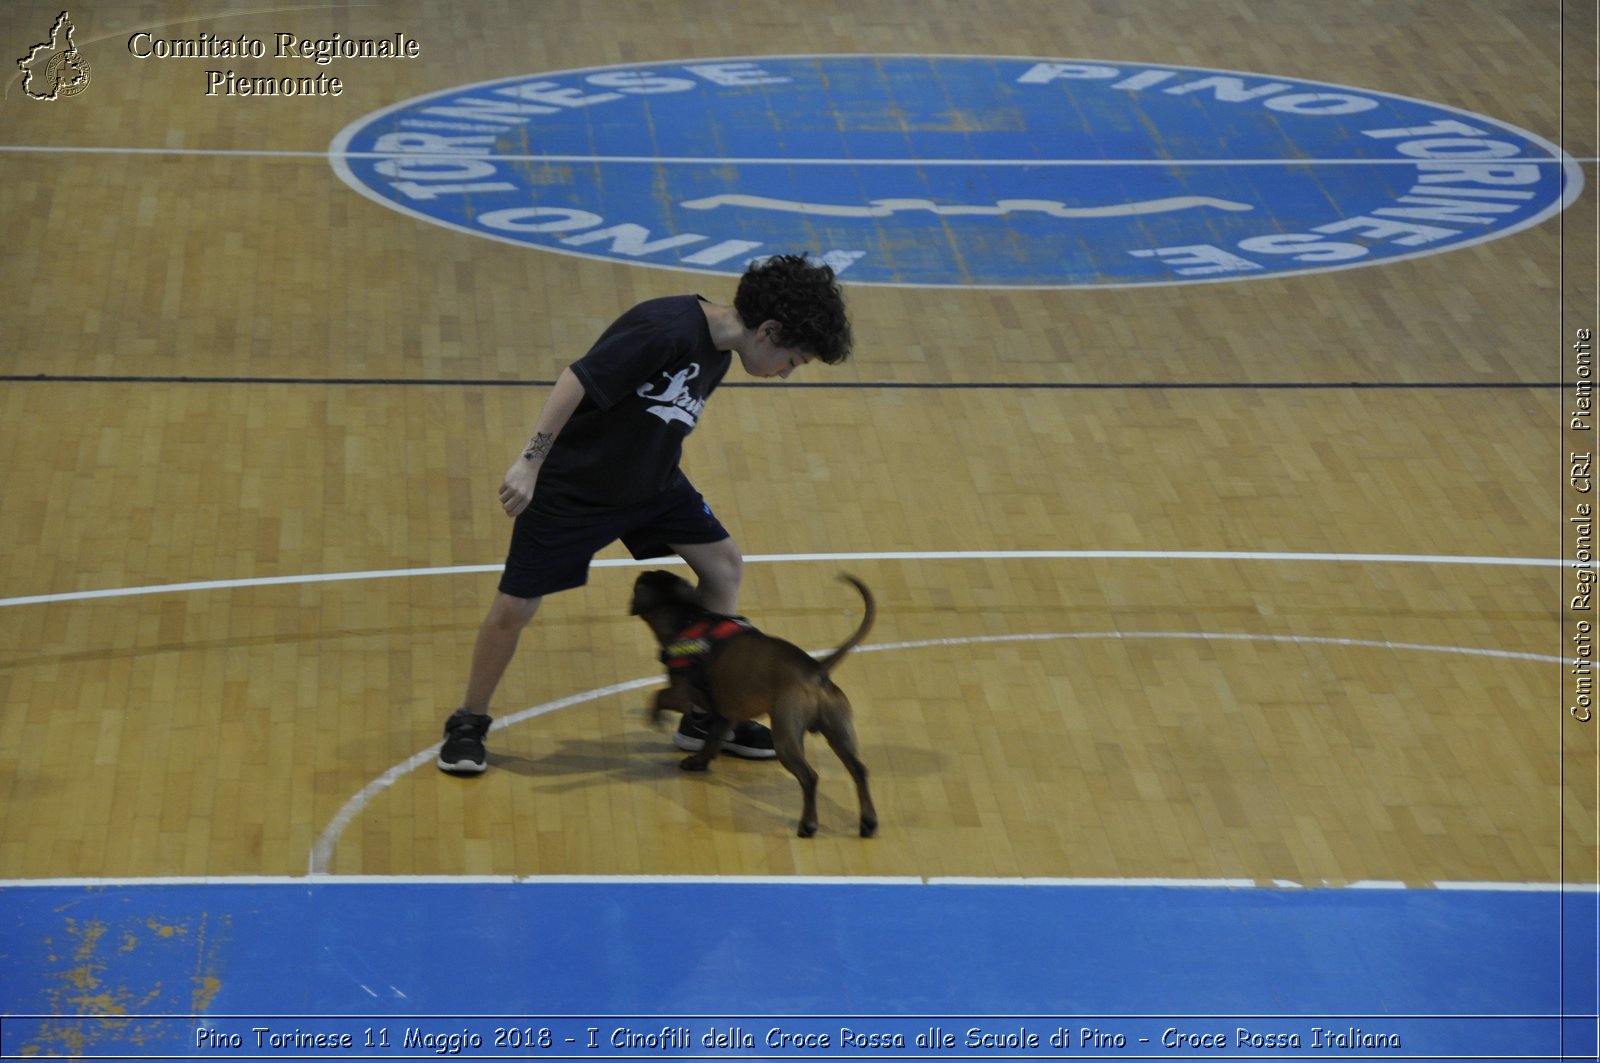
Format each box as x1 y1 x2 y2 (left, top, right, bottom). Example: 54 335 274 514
330 55 1580 288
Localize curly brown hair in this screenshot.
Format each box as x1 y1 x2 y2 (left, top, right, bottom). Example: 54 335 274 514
733 254 853 365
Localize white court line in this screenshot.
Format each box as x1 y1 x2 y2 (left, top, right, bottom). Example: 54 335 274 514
307 629 1565 876
0 562 501 608
0 549 1571 609
1 144 1592 166
1 873 1588 892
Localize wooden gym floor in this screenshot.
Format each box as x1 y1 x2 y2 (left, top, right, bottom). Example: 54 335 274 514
0 0 1595 899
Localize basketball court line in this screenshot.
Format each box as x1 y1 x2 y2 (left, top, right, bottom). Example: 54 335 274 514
2 872 1589 892
0 548 1571 610
3 143 1593 165
307 627 1566 878
0 373 1572 389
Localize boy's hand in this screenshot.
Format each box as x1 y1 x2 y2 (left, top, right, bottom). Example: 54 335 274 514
499 460 539 517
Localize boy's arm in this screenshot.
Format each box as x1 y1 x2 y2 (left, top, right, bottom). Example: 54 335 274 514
499 366 587 517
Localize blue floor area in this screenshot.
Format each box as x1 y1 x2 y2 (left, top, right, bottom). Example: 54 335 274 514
334 56 1579 289
2 879 1595 1060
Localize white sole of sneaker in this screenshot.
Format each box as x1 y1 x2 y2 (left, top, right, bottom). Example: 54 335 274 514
671 731 776 759
437 758 487 774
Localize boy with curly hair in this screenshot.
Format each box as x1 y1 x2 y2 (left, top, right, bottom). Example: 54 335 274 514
439 254 853 773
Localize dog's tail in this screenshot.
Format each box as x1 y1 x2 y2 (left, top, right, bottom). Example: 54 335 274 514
817 573 875 677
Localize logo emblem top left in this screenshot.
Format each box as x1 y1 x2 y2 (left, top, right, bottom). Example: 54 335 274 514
18 11 90 101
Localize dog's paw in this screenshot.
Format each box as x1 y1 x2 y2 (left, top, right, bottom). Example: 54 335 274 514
859 818 878 839
679 756 711 772
797 821 818 838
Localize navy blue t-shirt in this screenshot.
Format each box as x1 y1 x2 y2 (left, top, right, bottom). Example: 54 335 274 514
530 295 731 523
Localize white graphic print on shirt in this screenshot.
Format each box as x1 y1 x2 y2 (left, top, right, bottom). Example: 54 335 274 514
637 364 706 428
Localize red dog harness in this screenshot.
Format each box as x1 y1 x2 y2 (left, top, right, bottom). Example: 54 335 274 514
661 616 753 672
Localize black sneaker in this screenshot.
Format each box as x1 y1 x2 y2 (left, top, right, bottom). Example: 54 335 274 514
673 710 776 759
438 708 491 773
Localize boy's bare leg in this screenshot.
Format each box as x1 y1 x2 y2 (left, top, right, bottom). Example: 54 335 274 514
462 592 543 712
671 537 743 614
440 592 542 774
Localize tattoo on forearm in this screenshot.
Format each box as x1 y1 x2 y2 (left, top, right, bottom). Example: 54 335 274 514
522 432 554 462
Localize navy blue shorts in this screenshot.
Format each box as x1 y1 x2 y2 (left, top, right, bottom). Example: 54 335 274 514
497 480 731 599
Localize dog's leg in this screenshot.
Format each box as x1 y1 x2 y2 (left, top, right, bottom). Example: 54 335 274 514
651 678 698 727
679 709 727 772
818 695 877 838
770 700 820 837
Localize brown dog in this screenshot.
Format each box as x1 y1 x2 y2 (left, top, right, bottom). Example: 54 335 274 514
629 570 877 838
